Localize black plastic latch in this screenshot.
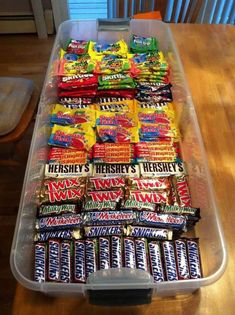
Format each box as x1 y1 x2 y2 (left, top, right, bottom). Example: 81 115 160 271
88 288 153 306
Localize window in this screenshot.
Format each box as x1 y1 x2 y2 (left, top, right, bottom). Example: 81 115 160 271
68 0 108 20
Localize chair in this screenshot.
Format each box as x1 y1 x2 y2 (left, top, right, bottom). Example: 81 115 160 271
0 78 39 166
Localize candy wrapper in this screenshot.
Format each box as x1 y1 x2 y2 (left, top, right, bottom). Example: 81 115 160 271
51 104 96 127
96 56 131 74
88 176 126 191
48 147 92 165
64 39 90 55
93 143 135 163
58 74 98 90
59 97 94 107
89 39 128 58
96 111 138 128
98 73 135 88
130 35 158 53
48 124 96 150
59 57 96 75
97 125 139 143
95 99 136 113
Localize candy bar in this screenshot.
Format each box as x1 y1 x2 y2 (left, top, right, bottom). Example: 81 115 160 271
48 239 60 282
45 163 93 178
34 243 47 282
99 237 111 270
83 200 117 211
174 176 192 207
140 162 186 177
40 187 84 204
148 241 165 282
60 240 72 282
38 204 78 217
136 211 187 231
126 226 172 240
111 235 123 268
129 177 170 191
86 189 124 203
121 199 156 212
84 211 136 226
48 148 91 165
174 239 190 280
74 240 86 283
85 239 97 278
84 225 124 238
161 241 178 281
128 190 170 204
158 205 200 222
186 239 202 279
93 163 140 177
123 237 136 269
88 177 126 191
135 238 148 272
34 229 82 242
36 214 83 231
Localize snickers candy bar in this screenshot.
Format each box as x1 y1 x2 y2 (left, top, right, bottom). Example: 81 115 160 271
74 240 86 283
126 225 172 240
84 225 124 238
186 238 202 279
121 199 156 212
85 239 97 278
84 211 136 226
123 237 136 269
88 177 126 191
99 237 111 270
161 241 178 281
148 242 165 282
48 239 60 282
111 235 123 268
136 211 187 231
129 177 170 191
135 239 148 272
38 204 78 217
60 240 72 283
127 190 170 205
34 229 82 242
174 239 190 280
34 243 47 282
35 214 83 231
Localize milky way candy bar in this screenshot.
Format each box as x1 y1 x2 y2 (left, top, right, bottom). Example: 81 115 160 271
38 204 78 217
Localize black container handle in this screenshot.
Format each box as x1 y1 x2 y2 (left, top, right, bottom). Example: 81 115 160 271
88 289 153 306
97 18 130 32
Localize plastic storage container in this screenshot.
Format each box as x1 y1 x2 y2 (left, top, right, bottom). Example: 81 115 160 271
10 19 227 304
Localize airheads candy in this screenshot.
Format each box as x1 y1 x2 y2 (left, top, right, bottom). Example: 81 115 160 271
48 124 96 150
51 104 96 126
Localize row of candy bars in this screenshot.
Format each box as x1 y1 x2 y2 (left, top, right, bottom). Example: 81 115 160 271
39 176 194 210
35 237 202 283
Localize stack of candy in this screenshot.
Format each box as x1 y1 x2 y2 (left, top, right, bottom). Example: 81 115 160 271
34 35 203 284
58 39 98 106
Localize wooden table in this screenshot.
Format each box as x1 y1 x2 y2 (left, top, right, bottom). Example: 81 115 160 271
11 24 235 315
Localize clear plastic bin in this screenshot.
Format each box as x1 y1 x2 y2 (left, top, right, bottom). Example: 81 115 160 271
10 19 227 303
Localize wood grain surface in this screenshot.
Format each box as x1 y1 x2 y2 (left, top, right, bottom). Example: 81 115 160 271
10 24 235 315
